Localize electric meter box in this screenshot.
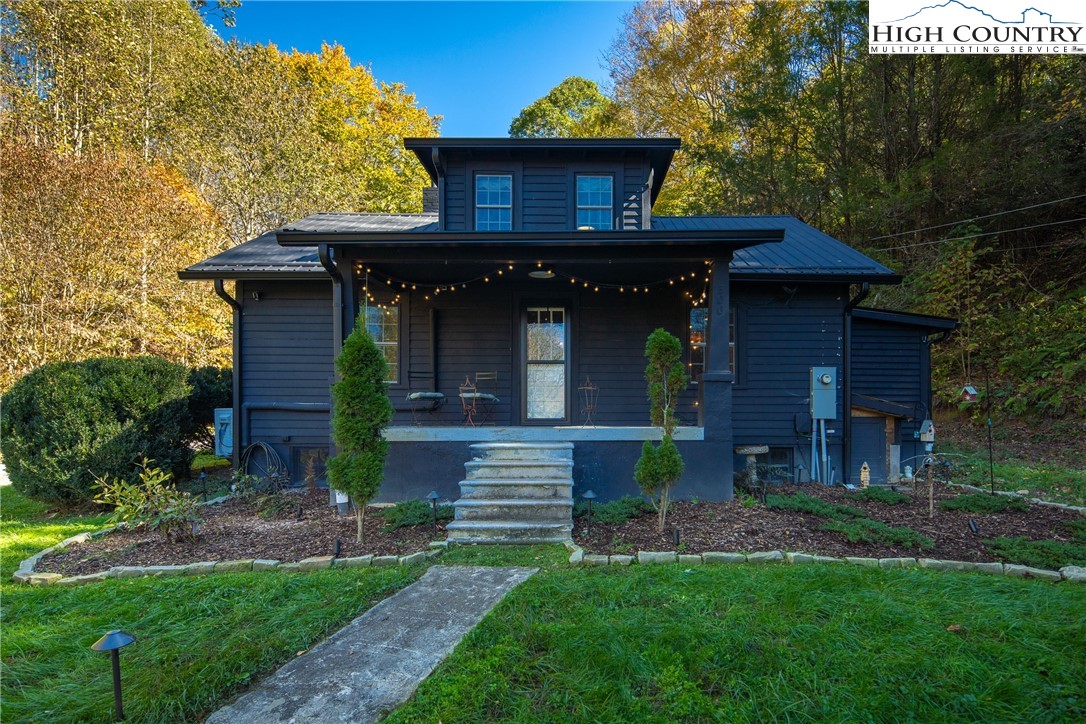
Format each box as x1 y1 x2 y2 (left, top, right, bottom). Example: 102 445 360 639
810 366 837 420
214 408 233 459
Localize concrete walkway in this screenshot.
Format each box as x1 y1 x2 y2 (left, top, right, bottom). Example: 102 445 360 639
207 565 537 723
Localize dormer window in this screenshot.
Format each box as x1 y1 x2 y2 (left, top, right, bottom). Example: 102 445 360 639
576 175 613 230
475 174 512 231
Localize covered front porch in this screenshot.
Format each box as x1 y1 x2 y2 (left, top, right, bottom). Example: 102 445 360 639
275 225 783 503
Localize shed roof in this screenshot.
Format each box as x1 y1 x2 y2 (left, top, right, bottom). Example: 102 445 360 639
852 307 959 331
180 212 898 283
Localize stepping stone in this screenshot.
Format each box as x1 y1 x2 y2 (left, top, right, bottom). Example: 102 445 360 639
207 565 536 723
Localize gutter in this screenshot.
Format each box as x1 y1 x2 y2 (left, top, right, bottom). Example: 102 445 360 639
214 280 243 470
842 282 871 486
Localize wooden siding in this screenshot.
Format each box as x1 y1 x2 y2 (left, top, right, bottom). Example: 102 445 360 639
239 280 334 445
623 157 646 230
852 317 929 461
396 281 694 427
732 283 846 448
442 155 648 231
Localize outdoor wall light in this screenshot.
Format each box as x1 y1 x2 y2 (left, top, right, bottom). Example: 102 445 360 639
251 291 262 301
427 491 441 536
91 629 136 721
582 490 597 537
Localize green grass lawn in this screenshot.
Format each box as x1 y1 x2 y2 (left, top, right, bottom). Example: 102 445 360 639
0 487 421 723
5 489 1085 722
941 442 1086 507
391 552 1086 722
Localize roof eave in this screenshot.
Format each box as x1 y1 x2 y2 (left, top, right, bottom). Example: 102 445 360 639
852 307 959 330
274 228 783 248
177 269 326 281
731 271 903 284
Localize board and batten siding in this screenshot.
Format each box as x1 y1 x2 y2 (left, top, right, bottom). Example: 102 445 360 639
238 280 333 458
731 283 847 463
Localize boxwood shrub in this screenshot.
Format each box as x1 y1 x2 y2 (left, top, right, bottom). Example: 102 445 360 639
1 357 198 504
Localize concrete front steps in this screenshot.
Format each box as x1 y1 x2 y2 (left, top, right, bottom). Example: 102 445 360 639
446 443 574 544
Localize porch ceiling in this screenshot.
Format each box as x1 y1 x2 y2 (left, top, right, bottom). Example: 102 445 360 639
364 260 716 286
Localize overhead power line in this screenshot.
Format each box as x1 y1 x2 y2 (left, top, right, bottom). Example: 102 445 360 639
870 216 1086 253
866 193 1086 243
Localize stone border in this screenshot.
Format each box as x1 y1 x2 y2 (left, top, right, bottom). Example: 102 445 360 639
563 540 1082 583
945 482 1086 514
11 528 445 587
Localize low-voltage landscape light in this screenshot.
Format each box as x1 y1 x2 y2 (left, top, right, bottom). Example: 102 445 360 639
427 491 441 536
91 630 136 721
583 490 597 537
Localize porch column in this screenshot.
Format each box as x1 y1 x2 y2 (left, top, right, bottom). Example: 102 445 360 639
699 256 735 497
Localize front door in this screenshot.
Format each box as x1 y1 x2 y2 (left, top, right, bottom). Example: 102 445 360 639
522 306 569 423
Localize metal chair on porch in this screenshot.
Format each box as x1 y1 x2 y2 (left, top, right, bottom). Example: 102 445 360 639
459 372 499 427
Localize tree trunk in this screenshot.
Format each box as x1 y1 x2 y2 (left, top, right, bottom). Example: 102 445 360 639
356 504 365 545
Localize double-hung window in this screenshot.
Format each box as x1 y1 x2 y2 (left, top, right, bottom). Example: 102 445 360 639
364 301 400 384
475 174 512 231
576 175 613 230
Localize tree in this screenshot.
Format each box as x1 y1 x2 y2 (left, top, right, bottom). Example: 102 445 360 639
327 316 393 544
509 76 631 138
635 328 688 532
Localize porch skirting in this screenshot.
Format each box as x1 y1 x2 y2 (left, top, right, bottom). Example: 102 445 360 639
377 433 732 506
383 426 704 443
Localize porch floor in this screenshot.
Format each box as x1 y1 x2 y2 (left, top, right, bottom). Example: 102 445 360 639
384 426 704 442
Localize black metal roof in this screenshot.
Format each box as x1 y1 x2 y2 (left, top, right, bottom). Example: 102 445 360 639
653 216 899 282
852 307 959 330
404 137 680 205
180 212 899 283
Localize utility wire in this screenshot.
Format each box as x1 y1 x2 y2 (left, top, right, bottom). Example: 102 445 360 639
870 216 1086 252
866 193 1086 242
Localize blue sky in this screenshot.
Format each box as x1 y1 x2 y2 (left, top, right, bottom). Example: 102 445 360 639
209 1 636 137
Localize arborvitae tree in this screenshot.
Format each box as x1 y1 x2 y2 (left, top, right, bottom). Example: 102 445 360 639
327 315 393 544
635 328 688 532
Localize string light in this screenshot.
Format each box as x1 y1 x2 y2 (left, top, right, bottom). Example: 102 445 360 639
355 260 715 300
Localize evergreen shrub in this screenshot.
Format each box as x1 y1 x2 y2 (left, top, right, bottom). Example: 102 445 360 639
1 356 195 504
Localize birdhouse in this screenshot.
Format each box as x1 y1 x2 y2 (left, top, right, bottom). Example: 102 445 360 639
961 385 978 403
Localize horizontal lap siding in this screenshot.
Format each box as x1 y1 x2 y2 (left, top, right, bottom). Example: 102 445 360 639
622 159 644 230
577 292 695 426
445 160 467 231
400 287 514 425
852 319 927 447
240 280 333 447
732 284 845 446
523 165 567 231
399 284 694 427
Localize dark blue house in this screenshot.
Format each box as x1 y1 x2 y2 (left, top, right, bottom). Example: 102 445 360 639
180 137 954 538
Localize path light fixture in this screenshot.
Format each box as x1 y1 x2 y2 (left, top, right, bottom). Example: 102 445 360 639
582 490 597 537
91 630 135 721
198 471 208 499
427 491 441 536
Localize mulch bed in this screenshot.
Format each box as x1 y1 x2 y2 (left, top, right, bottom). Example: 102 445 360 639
33 481 1084 577
573 482 1083 561
36 490 443 576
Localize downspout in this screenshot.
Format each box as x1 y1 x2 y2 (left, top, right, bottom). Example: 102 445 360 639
214 279 242 471
923 328 952 426
842 282 870 485
319 244 343 507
